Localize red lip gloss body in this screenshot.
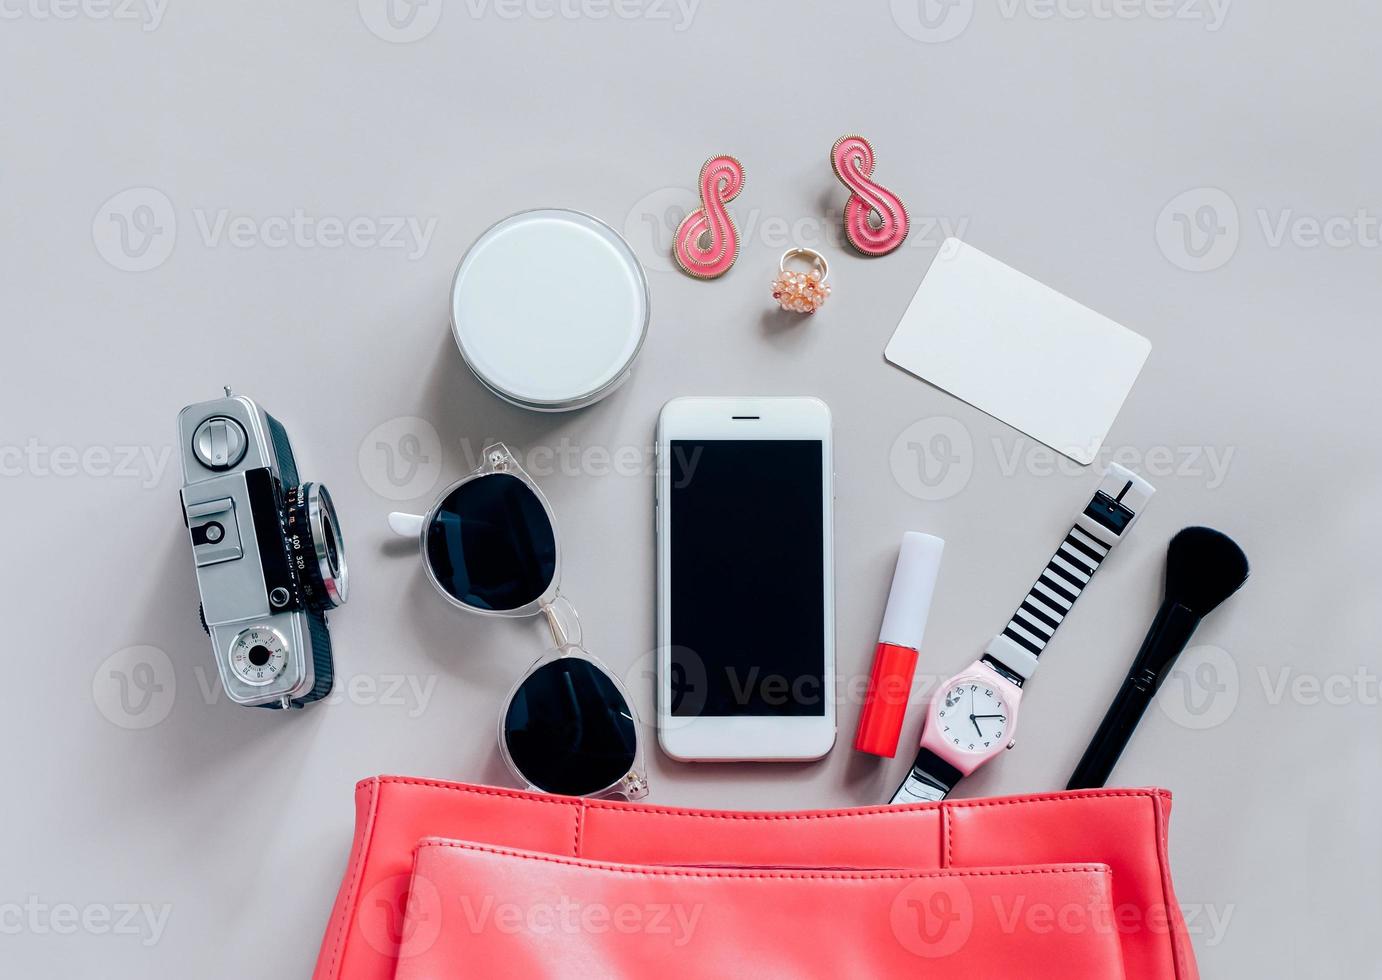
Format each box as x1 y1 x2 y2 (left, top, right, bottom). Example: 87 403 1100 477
854 532 945 758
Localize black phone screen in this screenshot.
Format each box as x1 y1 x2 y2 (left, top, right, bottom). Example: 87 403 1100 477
668 439 825 717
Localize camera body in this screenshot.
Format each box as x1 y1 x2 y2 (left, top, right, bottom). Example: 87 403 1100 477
178 390 348 709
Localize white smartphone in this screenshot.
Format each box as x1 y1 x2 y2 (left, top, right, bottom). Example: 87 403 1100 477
655 396 836 762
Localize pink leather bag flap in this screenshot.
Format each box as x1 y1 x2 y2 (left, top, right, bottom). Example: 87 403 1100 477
312 777 1198 980
393 840 1127 979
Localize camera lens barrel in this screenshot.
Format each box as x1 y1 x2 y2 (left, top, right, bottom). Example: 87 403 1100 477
284 482 349 610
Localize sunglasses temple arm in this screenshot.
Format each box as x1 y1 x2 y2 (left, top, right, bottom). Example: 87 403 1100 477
388 512 426 538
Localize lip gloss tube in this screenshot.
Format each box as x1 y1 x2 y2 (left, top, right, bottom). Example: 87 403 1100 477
854 532 945 758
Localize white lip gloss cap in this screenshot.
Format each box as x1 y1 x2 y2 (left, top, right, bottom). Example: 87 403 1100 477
878 532 946 650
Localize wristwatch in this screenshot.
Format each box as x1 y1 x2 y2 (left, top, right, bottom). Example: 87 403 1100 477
892 464 1155 804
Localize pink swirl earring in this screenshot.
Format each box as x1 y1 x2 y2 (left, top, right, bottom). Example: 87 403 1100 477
673 155 745 279
830 135 909 256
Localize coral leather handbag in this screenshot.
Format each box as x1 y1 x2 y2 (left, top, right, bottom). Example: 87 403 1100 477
312 777 1199 980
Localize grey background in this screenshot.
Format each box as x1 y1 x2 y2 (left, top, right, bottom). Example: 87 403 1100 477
2 1 1378 976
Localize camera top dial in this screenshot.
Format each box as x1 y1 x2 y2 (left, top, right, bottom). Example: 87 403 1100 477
191 416 248 471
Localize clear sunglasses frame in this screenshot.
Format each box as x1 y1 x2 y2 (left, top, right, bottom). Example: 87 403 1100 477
388 442 648 801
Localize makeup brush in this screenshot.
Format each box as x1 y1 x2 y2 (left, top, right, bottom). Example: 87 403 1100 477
1067 527 1248 790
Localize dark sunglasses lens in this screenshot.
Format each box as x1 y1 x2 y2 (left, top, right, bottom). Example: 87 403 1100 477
503 658 638 797
425 473 556 611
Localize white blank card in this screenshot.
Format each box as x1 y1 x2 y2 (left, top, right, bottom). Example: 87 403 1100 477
885 239 1151 465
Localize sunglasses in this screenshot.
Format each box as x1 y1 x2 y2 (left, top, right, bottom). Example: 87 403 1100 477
388 443 649 801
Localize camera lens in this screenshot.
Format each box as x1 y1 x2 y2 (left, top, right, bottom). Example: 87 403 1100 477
285 482 349 610
321 509 340 575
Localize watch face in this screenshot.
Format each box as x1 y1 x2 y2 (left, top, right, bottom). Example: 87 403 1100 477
937 680 1010 754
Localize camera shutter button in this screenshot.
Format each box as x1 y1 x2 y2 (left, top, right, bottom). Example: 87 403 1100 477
193 416 248 470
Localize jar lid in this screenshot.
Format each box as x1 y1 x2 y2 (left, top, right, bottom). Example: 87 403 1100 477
450 209 650 410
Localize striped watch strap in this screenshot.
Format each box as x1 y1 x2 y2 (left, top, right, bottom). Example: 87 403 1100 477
1002 523 1111 657
983 464 1155 686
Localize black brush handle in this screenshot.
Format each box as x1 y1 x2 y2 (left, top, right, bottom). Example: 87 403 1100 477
1067 602 1200 789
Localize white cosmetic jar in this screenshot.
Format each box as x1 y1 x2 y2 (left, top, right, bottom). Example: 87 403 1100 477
450 209 651 412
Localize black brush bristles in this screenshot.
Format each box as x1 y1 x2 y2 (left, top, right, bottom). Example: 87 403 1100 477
1066 525 1250 789
1164 526 1249 617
